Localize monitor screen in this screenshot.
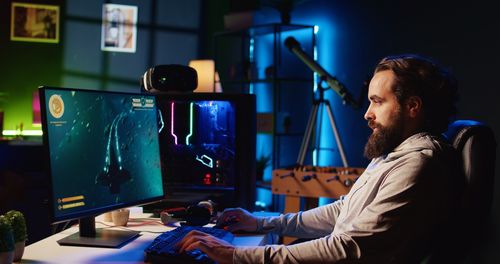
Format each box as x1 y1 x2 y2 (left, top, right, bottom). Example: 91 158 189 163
155 93 256 210
40 86 164 247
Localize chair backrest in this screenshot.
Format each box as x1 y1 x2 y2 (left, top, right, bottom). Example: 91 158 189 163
425 120 496 264
442 120 497 224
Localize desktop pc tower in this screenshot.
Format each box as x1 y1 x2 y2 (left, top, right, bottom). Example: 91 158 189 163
149 92 256 213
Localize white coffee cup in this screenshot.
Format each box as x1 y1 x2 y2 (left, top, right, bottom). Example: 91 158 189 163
111 209 130 226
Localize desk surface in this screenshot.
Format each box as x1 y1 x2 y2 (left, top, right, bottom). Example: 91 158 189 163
21 213 267 263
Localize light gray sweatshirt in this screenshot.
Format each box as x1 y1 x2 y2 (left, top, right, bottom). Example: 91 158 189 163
234 132 458 263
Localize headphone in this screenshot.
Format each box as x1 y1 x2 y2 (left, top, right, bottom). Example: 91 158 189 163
160 200 215 226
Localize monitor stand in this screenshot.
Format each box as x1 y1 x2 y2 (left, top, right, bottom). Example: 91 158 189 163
57 216 140 248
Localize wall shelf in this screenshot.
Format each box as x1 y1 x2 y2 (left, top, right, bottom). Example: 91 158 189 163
214 23 316 210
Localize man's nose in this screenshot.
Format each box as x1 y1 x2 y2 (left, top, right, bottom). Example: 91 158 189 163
364 107 373 121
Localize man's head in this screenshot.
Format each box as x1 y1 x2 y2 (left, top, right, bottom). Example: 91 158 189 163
364 54 458 159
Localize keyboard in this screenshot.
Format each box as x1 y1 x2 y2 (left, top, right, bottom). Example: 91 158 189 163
144 226 234 264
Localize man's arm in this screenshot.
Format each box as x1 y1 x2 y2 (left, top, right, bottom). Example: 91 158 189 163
235 152 455 263
256 199 344 238
217 199 344 238
176 201 347 264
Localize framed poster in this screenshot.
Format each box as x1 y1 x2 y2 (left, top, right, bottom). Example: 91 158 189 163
101 4 138 53
10 2 59 43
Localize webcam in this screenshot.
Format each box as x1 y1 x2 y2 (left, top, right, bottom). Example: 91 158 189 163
140 64 198 93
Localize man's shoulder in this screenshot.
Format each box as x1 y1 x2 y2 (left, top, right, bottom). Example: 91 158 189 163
377 134 457 184
386 133 456 168
401 133 453 155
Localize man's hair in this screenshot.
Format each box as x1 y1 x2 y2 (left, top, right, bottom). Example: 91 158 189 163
374 54 458 134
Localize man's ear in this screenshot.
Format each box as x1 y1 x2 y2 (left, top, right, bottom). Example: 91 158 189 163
405 96 422 118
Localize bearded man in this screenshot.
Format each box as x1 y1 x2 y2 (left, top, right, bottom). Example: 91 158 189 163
176 54 460 264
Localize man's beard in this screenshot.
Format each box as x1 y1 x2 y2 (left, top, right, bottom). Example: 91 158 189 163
364 111 405 159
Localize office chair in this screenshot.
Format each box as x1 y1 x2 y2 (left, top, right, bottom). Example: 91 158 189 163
443 120 496 227
427 120 497 263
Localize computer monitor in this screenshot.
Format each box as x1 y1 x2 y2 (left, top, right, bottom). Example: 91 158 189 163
155 93 256 210
39 86 164 248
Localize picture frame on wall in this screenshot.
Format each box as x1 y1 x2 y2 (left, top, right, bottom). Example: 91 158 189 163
101 4 138 53
10 2 59 43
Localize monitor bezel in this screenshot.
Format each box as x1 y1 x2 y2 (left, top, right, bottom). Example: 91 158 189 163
39 86 165 224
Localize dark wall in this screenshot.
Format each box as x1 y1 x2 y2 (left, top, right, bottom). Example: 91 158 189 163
0 0 204 131
0 0 64 131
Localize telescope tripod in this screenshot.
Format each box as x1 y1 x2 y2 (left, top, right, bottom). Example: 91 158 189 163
297 86 349 167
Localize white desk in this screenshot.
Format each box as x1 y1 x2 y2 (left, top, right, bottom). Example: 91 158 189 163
21 213 267 263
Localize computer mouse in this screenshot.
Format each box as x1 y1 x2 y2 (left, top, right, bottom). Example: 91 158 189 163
213 216 240 229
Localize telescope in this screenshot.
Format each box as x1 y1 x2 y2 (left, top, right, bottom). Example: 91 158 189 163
284 36 360 167
284 37 359 109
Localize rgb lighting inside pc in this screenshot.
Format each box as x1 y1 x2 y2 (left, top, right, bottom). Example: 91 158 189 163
159 100 236 189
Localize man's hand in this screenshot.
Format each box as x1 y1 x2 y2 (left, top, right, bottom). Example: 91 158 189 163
215 208 258 232
175 230 234 264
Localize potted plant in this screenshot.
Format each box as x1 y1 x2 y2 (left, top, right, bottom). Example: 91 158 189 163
256 154 271 182
5 211 27 262
0 215 14 264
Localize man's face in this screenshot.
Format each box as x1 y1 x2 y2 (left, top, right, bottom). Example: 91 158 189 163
363 70 406 159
